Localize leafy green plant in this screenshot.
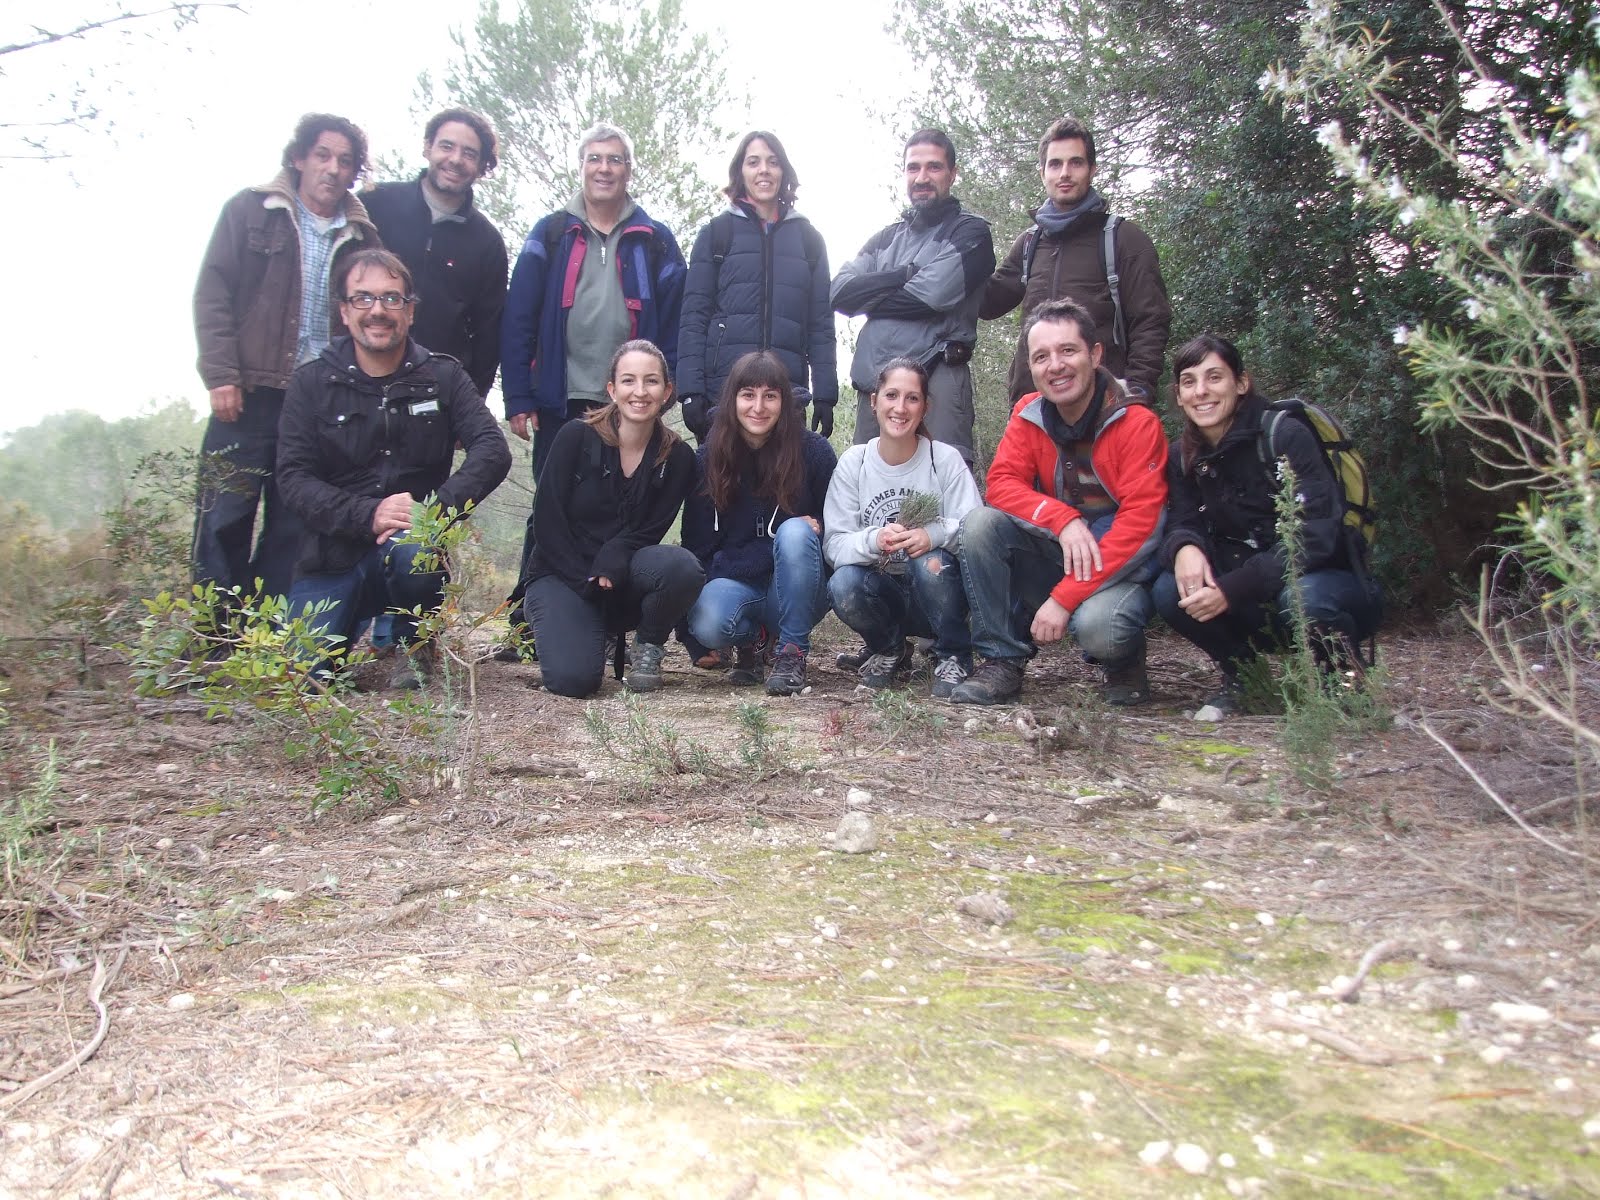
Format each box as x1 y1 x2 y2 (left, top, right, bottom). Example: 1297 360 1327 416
585 692 717 778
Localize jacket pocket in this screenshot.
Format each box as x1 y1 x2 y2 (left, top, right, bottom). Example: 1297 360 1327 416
315 404 375 475
247 225 293 256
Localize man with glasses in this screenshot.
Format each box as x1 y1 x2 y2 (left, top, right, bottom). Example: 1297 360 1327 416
362 108 508 401
497 122 686 659
277 250 511 689
193 113 380 601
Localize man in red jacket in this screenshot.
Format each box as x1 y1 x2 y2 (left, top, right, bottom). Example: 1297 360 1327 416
950 299 1167 706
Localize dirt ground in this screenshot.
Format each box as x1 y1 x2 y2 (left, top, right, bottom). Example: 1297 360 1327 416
2 621 1597 1199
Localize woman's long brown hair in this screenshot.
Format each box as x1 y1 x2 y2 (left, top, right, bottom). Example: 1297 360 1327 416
701 351 807 511
583 339 682 467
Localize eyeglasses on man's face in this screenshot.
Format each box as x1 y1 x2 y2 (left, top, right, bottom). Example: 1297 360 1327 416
584 153 629 168
345 292 416 310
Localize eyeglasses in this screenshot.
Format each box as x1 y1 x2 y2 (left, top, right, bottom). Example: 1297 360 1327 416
345 292 415 310
584 153 629 168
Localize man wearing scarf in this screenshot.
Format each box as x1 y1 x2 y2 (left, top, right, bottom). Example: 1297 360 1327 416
982 117 1170 404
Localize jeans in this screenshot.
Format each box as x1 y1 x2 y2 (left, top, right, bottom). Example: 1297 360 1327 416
853 361 974 464
958 506 1158 665
191 386 305 599
525 544 704 698
687 518 828 652
828 550 971 660
507 398 602 623
287 539 446 656
1153 567 1383 671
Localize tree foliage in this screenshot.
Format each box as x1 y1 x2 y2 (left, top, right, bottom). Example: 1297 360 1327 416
417 0 735 237
893 0 1593 597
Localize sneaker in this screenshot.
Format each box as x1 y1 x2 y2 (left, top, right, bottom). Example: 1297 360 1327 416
389 641 438 691
765 644 808 695
857 643 913 689
948 658 1025 705
1102 657 1150 707
930 654 970 700
1309 624 1368 689
1202 674 1245 715
624 641 667 692
727 627 770 687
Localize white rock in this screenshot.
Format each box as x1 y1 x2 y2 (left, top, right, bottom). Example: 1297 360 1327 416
1252 1134 1275 1158
155 837 174 851
833 812 879 854
155 763 178 775
846 787 873 809
1193 704 1224 723
1173 1143 1211 1175
1582 1115 1600 1139
1138 1140 1171 1166
1218 1152 1236 1168
167 993 196 1011
1255 912 1276 927
1455 974 1478 989
1490 1001 1551 1025
963 718 980 732
1553 1077 1573 1092
1479 1045 1507 1065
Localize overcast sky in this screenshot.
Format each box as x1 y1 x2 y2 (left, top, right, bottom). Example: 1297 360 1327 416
0 0 910 436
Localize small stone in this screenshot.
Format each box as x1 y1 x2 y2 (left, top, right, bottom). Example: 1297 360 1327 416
1138 1140 1171 1166
155 837 174 851
1218 1152 1236 1169
374 814 405 829
1193 704 1224 723
1252 1134 1275 1158
155 763 179 775
1582 1115 1600 1139
846 787 874 809
1173 1143 1210 1175
955 892 1015 926
167 993 196 1011
963 718 979 732
1553 1077 1574 1092
1455 974 1478 989
1490 1001 1551 1025
833 812 879 854
1255 912 1275 927
982 812 997 824
1479 1045 1507 1065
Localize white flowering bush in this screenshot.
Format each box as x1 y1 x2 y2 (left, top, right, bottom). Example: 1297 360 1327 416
1269 8 1600 817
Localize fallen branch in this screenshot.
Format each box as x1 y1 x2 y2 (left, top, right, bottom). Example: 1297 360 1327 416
0 947 127 1111
1333 938 1533 1003
1259 1012 1398 1066
1363 1114 1510 1166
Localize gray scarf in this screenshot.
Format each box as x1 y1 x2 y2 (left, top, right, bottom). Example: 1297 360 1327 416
1033 188 1108 237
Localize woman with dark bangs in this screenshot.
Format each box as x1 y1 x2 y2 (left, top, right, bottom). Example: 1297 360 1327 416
682 351 837 695
1155 333 1381 714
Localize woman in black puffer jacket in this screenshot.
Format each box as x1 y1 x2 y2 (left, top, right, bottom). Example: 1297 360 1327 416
677 130 838 444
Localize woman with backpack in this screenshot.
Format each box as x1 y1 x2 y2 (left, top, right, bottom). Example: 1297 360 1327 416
676 130 838 446
682 351 837 696
522 340 703 698
822 358 982 698
1155 334 1382 713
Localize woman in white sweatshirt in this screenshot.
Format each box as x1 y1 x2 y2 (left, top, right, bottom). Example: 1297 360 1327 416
822 358 983 697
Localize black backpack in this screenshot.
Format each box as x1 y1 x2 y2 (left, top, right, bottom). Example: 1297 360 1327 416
1019 214 1125 349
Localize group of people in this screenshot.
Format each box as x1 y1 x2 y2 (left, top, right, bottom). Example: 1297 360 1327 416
190 108 1381 711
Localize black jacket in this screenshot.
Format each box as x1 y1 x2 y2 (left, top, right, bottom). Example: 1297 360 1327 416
677 204 837 415
361 176 508 398
528 419 696 596
1160 393 1349 608
276 337 512 575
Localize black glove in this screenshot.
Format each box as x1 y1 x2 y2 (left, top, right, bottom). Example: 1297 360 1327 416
681 394 711 442
809 400 835 439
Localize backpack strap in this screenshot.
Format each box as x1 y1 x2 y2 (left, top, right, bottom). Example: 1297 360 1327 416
1018 227 1041 287
1099 215 1125 349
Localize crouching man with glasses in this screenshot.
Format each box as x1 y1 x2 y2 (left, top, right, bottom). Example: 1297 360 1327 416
276 250 512 689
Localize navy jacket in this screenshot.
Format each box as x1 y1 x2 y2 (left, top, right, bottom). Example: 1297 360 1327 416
500 203 685 419
276 337 512 576
362 175 508 398
681 430 837 584
677 204 837 414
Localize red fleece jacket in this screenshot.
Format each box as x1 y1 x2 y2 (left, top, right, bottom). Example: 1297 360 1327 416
984 380 1168 612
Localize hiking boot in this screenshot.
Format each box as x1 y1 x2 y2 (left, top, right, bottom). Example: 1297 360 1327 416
1309 624 1368 689
389 641 438 691
948 658 1025 705
493 625 536 663
857 643 913 689
1102 657 1150 706
930 654 970 700
835 641 873 672
1202 673 1246 716
624 641 667 692
727 627 770 686
692 647 727 670
765 643 808 695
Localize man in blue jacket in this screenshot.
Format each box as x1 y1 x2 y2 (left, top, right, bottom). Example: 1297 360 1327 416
496 123 686 658
363 109 508 400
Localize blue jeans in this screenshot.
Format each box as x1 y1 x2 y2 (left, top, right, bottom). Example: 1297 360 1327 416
525 544 705 698
287 540 446 656
957 506 1158 665
687 519 828 651
828 550 971 660
191 386 306 599
1153 567 1383 671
